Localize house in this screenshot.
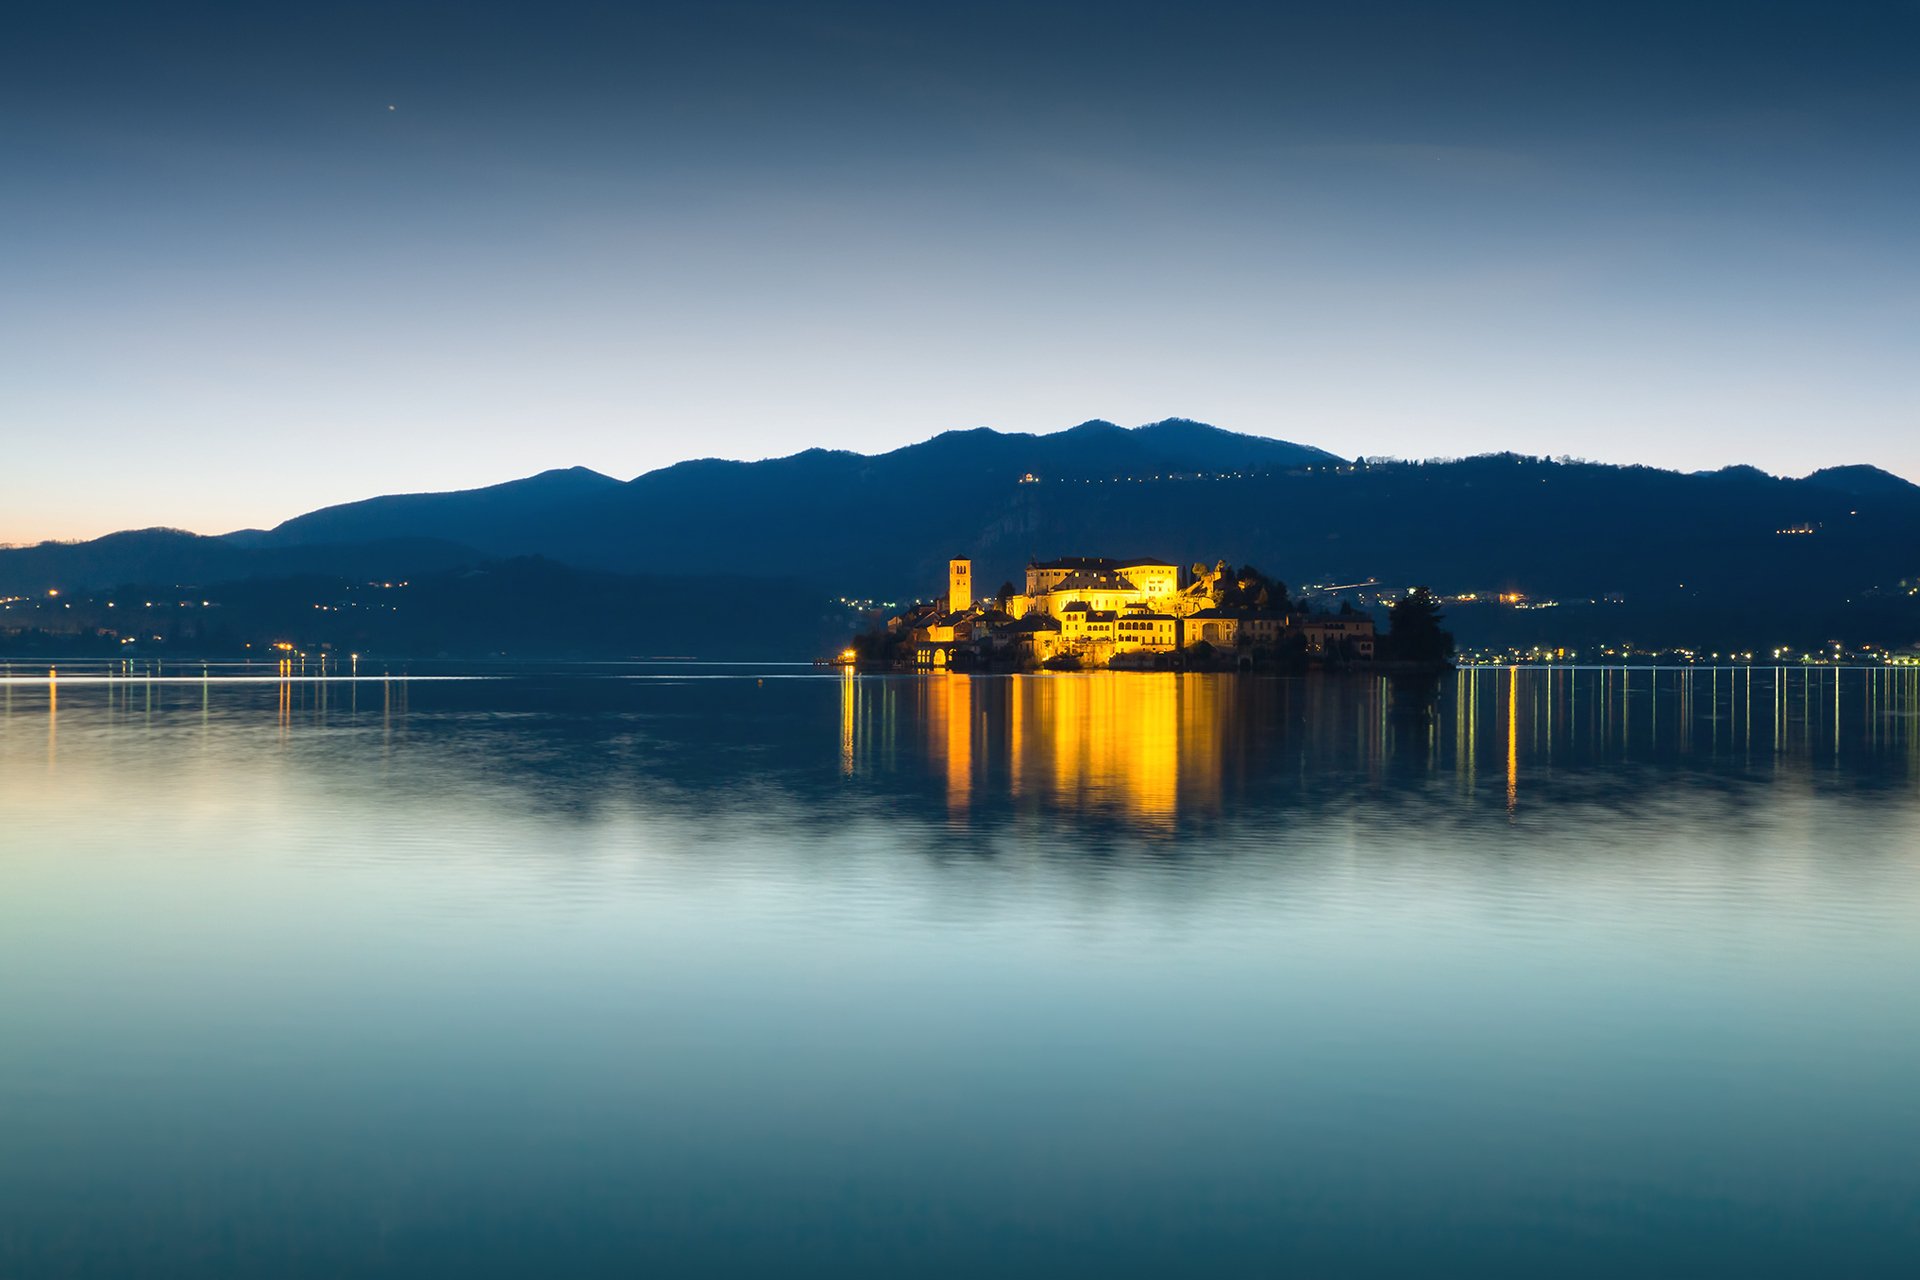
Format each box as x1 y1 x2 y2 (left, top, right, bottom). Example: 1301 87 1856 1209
1298 612 1376 659
1181 608 1239 648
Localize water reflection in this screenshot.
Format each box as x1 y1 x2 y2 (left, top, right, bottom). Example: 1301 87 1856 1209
10 666 1920 835
833 667 1920 831
7 666 1920 1278
839 673 1381 829
918 674 1208 824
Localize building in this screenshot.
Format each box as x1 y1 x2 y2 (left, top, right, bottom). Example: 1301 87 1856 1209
1182 608 1239 648
888 553 1380 670
1298 612 1376 660
1023 557 1180 602
948 558 972 613
1114 613 1178 652
1238 613 1293 648
1002 613 1063 664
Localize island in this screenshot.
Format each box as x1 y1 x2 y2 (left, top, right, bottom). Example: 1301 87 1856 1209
849 555 1435 672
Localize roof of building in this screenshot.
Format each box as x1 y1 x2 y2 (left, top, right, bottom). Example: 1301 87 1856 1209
1046 569 1136 593
1029 555 1176 571
1006 614 1062 634
1057 601 1124 619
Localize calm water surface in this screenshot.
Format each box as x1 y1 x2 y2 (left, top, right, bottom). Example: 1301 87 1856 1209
4 665 1919 1277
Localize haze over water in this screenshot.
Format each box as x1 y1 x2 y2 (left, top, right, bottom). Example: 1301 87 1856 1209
5 666 1919 1276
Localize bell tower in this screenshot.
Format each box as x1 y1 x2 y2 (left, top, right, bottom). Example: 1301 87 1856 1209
948 557 972 614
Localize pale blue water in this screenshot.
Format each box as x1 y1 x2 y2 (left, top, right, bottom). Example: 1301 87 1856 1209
3 666 1919 1277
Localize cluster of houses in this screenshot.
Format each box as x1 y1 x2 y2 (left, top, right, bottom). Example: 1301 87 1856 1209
879 556 1377 670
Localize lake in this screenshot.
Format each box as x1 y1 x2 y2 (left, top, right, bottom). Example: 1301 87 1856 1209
4 664 1919 1277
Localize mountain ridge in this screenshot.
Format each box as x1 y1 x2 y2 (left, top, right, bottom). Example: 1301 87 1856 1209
261 419 1343 549
4 419 1918 654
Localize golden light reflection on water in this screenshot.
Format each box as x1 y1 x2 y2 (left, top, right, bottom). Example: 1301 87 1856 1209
8 666 1920 822
853 673 1265 826
1507 665 1519 816
1033 674 1176 820
831 666 1920 826
840 667 856 776
926 673 973 812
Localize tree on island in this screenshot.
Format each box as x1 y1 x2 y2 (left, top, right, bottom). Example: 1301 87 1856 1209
1384 587 1454 665
850 625 902 664
1220 565 1292 614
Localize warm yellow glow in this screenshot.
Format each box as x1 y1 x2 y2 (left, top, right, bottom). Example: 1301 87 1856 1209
1506 665 1519 815
923 674 973 814
840 671 856 776
948 558 973 614
895 673 1233 826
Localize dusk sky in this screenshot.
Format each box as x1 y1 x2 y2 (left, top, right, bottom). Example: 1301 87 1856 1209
5 0 1916 542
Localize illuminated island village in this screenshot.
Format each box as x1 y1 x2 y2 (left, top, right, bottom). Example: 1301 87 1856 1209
846 555 1452 672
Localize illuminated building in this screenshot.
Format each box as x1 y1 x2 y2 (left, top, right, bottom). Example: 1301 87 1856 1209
948 557 972 614
890 554 1376 669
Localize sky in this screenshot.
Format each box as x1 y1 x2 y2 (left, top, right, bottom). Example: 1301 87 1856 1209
3 0 1916 541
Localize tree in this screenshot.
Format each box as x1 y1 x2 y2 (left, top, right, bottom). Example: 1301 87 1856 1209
1277 632 1310 672
997 580 1019 605
1385 587 1454 665
1221 565 1291 614
849 626 894 663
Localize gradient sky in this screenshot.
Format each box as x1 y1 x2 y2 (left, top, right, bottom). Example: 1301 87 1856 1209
4 0 1916 541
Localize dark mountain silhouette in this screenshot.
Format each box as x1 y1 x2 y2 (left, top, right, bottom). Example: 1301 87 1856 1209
253 420 1340 567
4 419 1919 656
1802 464 1920 497
246 419 1345 587
267 465 624 549
0 529 483 595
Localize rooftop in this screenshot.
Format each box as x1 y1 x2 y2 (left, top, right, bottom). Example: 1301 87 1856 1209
1047 569 1137 593
1006 614 1061 634
1029 556 1175 571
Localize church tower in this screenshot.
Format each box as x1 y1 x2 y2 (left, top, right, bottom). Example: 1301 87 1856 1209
948 557 973 614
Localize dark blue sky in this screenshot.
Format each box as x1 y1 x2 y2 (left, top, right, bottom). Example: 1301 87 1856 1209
5 1 1916 538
